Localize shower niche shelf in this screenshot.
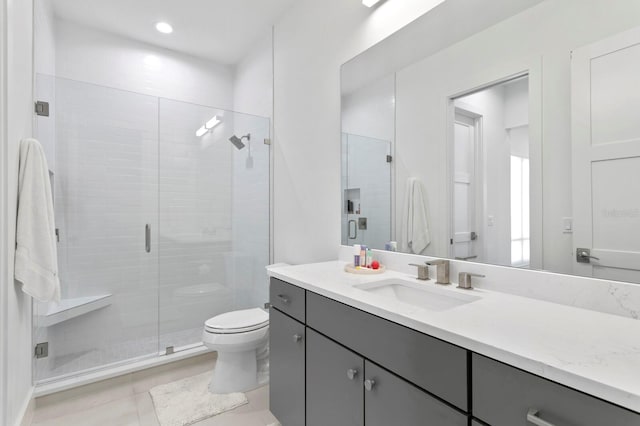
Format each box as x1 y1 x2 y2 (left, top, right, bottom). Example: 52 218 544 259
38 294 113 327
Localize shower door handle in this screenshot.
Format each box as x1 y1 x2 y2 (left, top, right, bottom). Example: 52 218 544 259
145 224 151 253
348 220 357 239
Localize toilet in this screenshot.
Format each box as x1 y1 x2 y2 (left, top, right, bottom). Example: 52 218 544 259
202 307 269 394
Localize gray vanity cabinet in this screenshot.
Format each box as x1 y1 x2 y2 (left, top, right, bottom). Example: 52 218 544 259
473 354 639 426
269 307 305 426
364 361 468 426
306 329 364 426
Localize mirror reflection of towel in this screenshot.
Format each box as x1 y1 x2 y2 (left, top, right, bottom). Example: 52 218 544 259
14 138 60 302
401 178 431 254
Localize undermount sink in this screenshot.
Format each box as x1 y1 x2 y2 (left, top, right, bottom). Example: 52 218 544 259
354 279 480 312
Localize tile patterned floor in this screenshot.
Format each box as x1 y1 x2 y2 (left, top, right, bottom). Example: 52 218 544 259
30 352 279 426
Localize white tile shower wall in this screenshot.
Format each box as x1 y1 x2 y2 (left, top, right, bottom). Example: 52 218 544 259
232 32 273 309
157 99 234 349
37 79 161 381
230 114 271 309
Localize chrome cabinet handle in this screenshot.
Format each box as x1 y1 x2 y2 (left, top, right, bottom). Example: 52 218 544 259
277 294 290 304
347 369 358 380
527 409 556 426
363 379 375 391
293 334 303 343
145 224 151 253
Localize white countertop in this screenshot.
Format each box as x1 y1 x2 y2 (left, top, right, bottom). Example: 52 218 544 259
267 261 640 414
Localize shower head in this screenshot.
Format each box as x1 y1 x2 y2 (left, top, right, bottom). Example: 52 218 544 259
228 133 250 150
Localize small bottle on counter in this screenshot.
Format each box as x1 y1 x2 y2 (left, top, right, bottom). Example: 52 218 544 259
353 244 361 267
366 249 373 268
360 245 367 267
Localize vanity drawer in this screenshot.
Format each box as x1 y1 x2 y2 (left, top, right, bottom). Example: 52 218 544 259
472 354 639 426
306 291 468 411
270 278 305 322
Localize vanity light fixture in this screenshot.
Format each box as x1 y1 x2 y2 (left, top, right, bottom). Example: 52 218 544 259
155 22 173 34
205 115 220 129
195 115 222 137
362 0 385 7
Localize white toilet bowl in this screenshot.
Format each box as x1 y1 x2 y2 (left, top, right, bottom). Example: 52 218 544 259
202 308 269 394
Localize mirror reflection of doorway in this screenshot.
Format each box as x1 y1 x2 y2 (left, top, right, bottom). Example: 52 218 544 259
451 75 530 267
453 109 482 262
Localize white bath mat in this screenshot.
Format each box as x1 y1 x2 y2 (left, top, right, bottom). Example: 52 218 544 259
149 371 248 426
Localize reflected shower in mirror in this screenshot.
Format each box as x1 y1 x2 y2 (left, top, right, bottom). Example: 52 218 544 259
341 74 394 249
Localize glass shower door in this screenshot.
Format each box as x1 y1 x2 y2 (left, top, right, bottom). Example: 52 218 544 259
341 133 392 249
158 99 270 352
33 75 160 382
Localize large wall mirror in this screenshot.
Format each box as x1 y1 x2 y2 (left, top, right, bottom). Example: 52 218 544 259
341 0 640 284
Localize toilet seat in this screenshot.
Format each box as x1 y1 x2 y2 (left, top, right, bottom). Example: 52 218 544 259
205 308 269 334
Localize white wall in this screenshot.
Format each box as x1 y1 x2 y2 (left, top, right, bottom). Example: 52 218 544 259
1 0 35 424
54 20 234 109
341 75 395 142
394 0 640 274
273 0 448 264
233 33 273 119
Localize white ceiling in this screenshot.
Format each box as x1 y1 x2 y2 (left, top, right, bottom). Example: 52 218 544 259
51 0 298 65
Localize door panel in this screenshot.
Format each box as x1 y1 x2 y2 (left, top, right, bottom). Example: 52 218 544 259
453 112 478 261
572 27 640 283
269 308 305 426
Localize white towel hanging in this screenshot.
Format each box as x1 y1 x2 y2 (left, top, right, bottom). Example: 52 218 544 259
401 177 431 254
14 138 60 302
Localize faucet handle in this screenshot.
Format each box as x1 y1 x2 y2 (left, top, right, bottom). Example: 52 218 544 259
426 259 450 285
426 259 448 265
457 272 485 290
409 263 430 281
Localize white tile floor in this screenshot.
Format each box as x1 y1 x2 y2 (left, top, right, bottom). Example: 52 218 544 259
30 352 279 426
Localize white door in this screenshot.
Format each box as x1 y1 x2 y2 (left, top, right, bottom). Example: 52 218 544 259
452 110 481 261
572 26 640 283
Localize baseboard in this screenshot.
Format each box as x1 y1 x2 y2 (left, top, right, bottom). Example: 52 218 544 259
15 386 34 426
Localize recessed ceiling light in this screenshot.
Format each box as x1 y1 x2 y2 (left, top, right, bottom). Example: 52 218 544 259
155 22 173 34
362 0 385 7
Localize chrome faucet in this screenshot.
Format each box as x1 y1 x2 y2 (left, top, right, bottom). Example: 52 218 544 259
426 259 450 285
457 272 485 290
409 263 430 280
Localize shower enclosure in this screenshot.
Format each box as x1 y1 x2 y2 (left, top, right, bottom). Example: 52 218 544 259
341 133 392 249
33 75 270 384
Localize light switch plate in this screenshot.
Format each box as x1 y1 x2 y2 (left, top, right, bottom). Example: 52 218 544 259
563 217 573 233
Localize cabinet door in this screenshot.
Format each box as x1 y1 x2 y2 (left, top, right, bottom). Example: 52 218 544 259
269 308 305 426
306 329 364 426
364 361 467 426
